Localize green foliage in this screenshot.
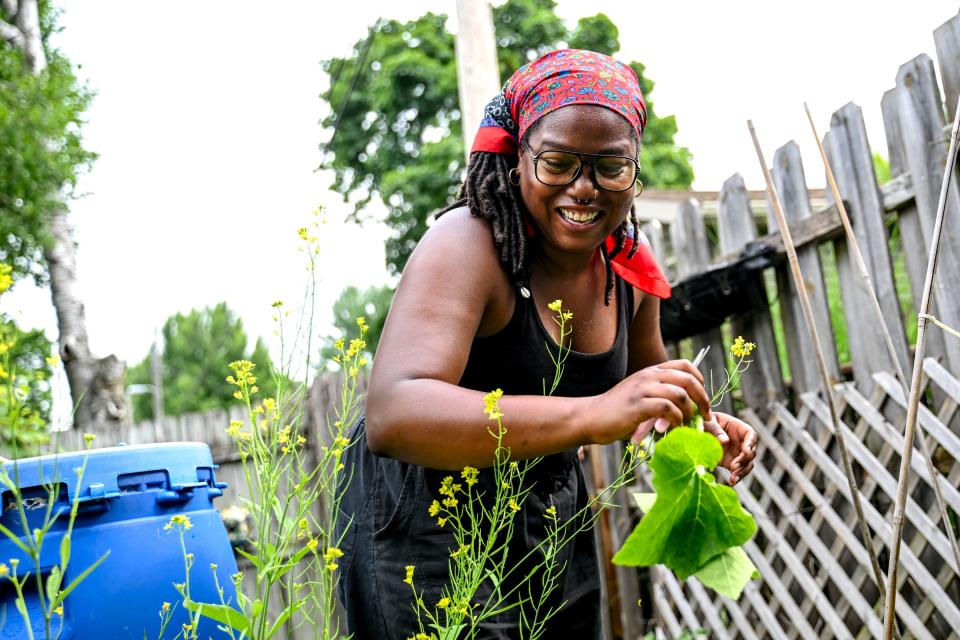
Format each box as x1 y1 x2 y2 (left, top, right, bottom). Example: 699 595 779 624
0 317 55 456
0 2 95 285
872 151 891 185
321 284 393 364
612 427 756 579
690 546 759 600
320 0 694 276
125 303 282 421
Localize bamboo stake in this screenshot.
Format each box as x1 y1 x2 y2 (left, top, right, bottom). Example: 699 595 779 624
805 103 960 579
882 96 960 640
747 120 890 610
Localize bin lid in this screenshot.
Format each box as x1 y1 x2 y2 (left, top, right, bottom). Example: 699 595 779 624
1 442 217 502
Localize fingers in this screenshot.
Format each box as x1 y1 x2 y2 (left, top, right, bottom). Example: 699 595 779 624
631 418 656 442
649 368 713 421
657 358 706 386
701 417 730 444
729 461 754 486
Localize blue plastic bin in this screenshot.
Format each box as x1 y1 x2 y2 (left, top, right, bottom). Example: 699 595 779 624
0 442 239 639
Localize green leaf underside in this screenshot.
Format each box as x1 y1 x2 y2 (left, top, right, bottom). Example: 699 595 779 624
692 547 759 600
632 492 657 513
612 428 756 578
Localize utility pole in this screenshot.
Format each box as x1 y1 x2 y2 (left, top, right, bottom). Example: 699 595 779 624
151 327 165 440
455 0 501 157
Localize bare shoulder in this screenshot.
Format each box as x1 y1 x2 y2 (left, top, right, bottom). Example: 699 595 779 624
418 206 500 265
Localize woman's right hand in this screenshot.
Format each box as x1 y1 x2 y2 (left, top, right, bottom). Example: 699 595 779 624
581 359 713 445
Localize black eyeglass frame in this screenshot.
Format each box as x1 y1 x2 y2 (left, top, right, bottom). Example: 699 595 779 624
523 142 641 193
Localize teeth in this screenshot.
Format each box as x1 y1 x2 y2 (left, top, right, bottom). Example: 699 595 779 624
559 208 600 224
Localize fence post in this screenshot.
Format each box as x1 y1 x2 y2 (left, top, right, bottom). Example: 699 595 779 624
825 102 912 393
717 173 784 419
934 13 960 123
770 141 840 396
890 54 960 371
670 198 732 414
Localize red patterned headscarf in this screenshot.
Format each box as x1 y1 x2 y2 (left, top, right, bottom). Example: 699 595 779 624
470 49 670 299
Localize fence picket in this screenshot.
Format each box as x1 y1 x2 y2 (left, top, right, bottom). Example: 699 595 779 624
825 103 912 392
717 173 784 418
892 54 960 370
670 199 731 414
770 141 839 395
934 13 960 122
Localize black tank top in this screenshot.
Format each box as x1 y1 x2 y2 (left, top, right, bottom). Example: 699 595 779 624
459 274 634 398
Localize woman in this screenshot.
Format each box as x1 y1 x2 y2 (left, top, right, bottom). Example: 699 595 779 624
337 49 758 639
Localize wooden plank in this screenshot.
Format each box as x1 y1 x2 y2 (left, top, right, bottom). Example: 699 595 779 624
737 471 882 639
740 581 788 640
651 567 685 638
659 570 702 633
800 391 960 574
825 103 912 393
717 173 785 418
765 402 960 629
934 13 960 123
880 172 914 210
893 54 960 371
684 579 733 640
742 538 823 639
742 407 937 640
838 381 960 510
873 371 960 461
770 141 840 396
924 357 960 404
670 199 731 414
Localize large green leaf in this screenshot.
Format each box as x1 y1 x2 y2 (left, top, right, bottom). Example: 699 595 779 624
692 547 759 600
612 428 756 578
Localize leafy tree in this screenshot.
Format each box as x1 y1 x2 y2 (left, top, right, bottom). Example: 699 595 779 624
126 303 282 421
321 285 394 366
1 1 126 430
320 0 694 277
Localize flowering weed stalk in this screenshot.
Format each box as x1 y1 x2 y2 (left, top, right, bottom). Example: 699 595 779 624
167 220 365 640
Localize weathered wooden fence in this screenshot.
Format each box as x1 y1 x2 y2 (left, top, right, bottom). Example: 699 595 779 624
603 11 960 639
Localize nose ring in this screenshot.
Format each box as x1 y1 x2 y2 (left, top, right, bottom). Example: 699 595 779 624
576 189 599 205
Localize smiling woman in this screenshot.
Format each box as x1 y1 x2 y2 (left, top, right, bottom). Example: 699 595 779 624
336 49 758 639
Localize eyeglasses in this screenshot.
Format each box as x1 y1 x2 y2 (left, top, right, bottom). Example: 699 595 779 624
526 146 640 192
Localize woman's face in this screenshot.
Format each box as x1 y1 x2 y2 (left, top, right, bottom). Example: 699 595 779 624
519 104 638 257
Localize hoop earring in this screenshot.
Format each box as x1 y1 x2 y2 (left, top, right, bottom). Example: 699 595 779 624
636 179 644 195
508 168 521 187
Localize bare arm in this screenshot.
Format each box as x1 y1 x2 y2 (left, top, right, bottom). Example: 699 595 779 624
365 210 711 470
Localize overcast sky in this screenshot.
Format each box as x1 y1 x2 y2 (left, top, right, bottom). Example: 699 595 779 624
6 1 958 423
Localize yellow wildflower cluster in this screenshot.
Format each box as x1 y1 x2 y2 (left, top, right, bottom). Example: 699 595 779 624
483 388 504 421
164 514 193 531
0 263 12 294
306 538 319 553
730 336 756 359
439 475 461 509
0 563 8 577
226 420 244 438
404 565 415 585
449 544 469 559
544 505 557 519
460 466 479 487
323 547 344 572
297 517 310 539
546 299 572 320
406 634 438 640
227 360 259 398
508 498 520 513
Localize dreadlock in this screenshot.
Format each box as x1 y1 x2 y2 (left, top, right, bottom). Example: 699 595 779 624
439 137 643 306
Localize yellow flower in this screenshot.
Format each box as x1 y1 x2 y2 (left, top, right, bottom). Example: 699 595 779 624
326 561 339 572
562 311 573 321
323 547 344 562
461 466 479 487
404 565 415 585
0 263 12 294
55 605 63 616
437 597 451 609
508 499 520 512
356 316 368 333
83 433 96 445
437 517 447 527
164 514 193 531
306 538 319 553
209 563 217 571
544 505 557 518
0 563 8 577
483 388 504 421
730 336 756 358
226 421 243 437
442 496 458 509
428 500 440 517
233 390 244 400
271 300 283 308
161 602 171 612
45 355 60 367
547 299 563 312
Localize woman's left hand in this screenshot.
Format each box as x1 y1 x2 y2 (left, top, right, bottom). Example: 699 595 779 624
702 412 758 486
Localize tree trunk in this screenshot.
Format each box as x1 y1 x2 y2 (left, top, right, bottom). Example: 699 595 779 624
6 0 128 430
